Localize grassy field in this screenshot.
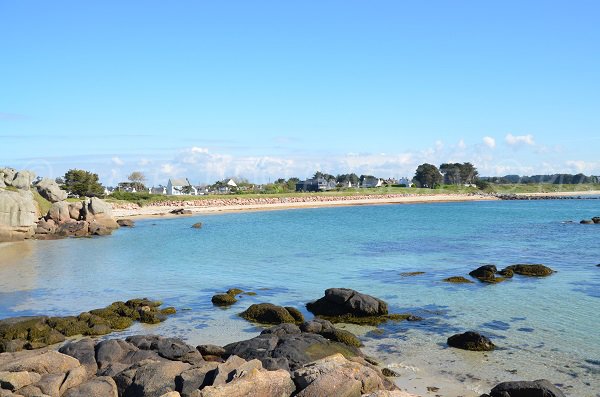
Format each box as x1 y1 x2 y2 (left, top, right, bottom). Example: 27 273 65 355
102 183 600 207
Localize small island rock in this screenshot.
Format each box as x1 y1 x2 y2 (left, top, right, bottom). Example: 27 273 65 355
447 331 495 351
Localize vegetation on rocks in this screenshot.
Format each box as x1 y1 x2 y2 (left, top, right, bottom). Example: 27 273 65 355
240 303 304 324
442 276 475 284
0 299 175 353
504 264 554 276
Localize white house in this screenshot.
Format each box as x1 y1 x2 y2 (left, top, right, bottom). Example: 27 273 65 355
167 178 198 195
398 177 413 187
361 177 383 188
225 179 237 188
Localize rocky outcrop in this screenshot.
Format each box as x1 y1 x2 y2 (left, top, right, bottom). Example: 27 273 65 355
442 276 474 284
481 379 566 397
117 219 135 227
0 331 406 397
0 168 120 241
468 265 504 283
0 299 176 353
447 331 495 351
34 178 68 203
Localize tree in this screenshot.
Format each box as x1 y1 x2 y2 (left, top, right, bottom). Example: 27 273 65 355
313 171 335 181
128 171 146 183
63 169 104 197
336 173 359 186
413 163 442 189
459 162 478 184
439 163 462 185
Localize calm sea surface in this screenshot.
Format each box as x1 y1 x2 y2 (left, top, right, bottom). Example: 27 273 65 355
1 200 599 396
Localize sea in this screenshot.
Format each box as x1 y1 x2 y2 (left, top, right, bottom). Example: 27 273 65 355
1 199 599 396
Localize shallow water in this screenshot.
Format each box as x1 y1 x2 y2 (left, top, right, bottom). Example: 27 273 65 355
1 200 599 396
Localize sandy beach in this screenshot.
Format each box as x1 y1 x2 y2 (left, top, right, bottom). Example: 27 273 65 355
111 193 498 219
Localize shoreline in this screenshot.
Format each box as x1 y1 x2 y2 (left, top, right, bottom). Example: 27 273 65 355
111 193 498 220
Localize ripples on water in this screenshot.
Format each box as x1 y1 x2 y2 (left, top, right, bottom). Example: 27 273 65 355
0 200 599 396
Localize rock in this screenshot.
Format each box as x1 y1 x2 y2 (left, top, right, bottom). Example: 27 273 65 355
197 345 226 358
35 373 64 396
59 338 98 376
447 331 495 351
226 288 243 296
319 328 362 347
88 221 113 236
0 371 41 391
11 171 35 190
580 219 594 224
0 351 80 374
159 393 181 397
68 202 84 220
196 367 295 397
155 337 199 362
292 353 385 397
46 201 71 224
488 379 565 397
95 339 139 372
0 189 37 242
381 368 399 377
306 288 388 318
59 365 88 395
497 268 514 278
1 168 16 185
56 221 89 237
176 362 218 395
62 376 118 397
191 222 202 229
35 219 56 235
211 355 260 386
240 303 299 324
284 307 305 323
442 276 475 283
211 294 237 306
87 197 112 217
117 219 135 227
503 264 554 277
115 360 190 397
224 329 361 372
261 323 301 337
592 216 600 224
469 265 499 282
35 178 68 203
363 391 418 397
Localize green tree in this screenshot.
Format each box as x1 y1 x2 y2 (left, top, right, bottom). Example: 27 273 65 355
63 169 105 197
413 163 442 189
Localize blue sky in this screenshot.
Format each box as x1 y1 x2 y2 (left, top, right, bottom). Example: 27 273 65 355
1 1 599 185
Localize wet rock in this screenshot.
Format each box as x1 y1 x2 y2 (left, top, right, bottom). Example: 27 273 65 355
580 219 594 224
117 219 135 227
56 221 89 237
487 379 565 397
503 264 554 277
319 328 362 347
469 265 499 282
292 353 386 397
447 331 495 351
442 276 475 284
307 288 388 318
240 303 301 324
191 222 202 229
592 216 600 224
211 294 237 307
497 268 514 278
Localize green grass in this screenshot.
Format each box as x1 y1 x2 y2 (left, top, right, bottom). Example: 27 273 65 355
103 183 600 206
32 189 52 216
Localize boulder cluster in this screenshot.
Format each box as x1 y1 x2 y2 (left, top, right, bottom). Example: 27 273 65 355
464 264 554 284
0 168 120 242
0 299 176 353
0 330 413 397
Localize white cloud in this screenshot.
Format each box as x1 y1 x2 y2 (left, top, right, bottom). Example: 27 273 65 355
483 136 496 149
138 158 150 166
111 156 124 166
457 139 466 150
565 160 600 174
160 163 176 174
505 133 535 146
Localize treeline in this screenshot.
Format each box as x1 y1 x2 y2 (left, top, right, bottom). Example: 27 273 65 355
480 174 599 184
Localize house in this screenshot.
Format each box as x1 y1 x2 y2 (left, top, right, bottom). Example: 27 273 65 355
149 186 167 195
295 177 336 192
104 187 115 196
167 178 198 195
397 177 413 187
361 177 383 188
225 179 237 188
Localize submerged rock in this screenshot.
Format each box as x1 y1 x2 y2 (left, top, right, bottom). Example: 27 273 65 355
116 219 135 227
442 276 474 284
211 294 237 306
469 265 499 282
191 222 203 229
503 264 554 277
447 331 495 351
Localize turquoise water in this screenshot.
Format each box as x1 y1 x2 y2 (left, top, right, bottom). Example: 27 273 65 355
1 200 599 396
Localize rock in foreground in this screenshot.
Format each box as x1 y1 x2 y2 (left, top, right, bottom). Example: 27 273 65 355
447 331 495 351
481 379 566 397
